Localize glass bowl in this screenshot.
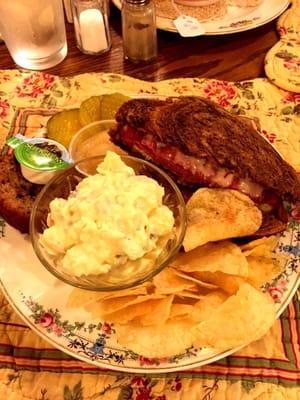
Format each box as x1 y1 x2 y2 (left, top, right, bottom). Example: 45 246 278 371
30 155 187 291
69 120 126 162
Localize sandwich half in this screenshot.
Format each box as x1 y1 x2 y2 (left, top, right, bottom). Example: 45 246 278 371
109 96 300 233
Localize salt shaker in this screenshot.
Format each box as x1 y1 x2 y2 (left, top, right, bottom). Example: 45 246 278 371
71 0 111 55
122 0 157 63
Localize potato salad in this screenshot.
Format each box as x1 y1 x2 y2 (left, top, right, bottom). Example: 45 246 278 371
39 152 174 276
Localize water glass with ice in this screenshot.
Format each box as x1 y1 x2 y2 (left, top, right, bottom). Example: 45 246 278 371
0 0 68 70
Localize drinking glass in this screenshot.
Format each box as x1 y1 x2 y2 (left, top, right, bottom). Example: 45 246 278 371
0 0 68 70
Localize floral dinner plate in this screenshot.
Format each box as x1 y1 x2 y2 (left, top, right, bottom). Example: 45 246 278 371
0 205 299 373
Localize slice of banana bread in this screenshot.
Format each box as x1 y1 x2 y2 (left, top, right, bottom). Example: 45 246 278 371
0 153 42 233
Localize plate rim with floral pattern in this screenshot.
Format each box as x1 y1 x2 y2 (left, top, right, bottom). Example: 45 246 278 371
0 199 299 373
112 0 290 35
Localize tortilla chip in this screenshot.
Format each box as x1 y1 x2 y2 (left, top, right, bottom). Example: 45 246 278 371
172 241 249 278
183 188 262 251
192 283 276 350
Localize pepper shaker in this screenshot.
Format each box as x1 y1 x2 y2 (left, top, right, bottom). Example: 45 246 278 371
121 0 157 63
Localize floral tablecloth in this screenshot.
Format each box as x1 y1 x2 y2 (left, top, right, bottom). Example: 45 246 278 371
0 70 300 399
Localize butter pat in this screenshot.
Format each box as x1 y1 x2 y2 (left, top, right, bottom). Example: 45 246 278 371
7 135 71 184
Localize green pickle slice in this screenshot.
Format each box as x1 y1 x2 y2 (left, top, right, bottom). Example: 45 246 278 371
79 96 103 126
47 93 130 148
47 109 82 148
79 93 130 125
100 93 130 120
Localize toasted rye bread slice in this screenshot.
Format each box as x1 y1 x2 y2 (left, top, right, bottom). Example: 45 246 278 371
0 154 42 233
113 97 300 202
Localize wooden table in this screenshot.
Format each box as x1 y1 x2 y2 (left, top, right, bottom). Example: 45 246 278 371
0 6 280 82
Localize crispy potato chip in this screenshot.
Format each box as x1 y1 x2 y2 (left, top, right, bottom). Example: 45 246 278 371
175 291 205 300
192 271 245 295
152 267 196 294
241 236 279 258
246 256 282 289
183 188 262 251
172 269 218 290
105 296 173 325
67 285 149 308
243 244 287 265
116 319 195 358
67 288 107 308
191 290 228 322
172 241 249 278
239 235 285 288
192 283 276 350
243 245 274 258
139 295 174 326
169 304 194 319
239 236 278 252
106 284 151 298
87 294 164 317
89 295 138 315
104 300 155 324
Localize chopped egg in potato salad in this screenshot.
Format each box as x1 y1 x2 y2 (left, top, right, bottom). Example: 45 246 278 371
40 152 175 276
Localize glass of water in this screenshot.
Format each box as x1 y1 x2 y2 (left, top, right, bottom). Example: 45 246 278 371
0 0 68 70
